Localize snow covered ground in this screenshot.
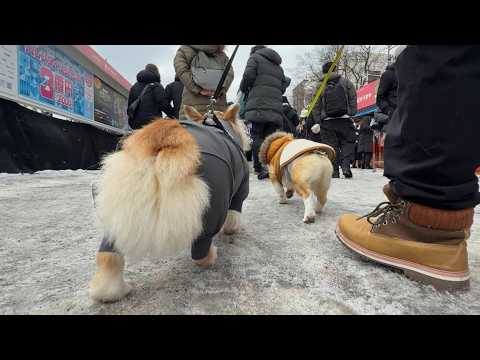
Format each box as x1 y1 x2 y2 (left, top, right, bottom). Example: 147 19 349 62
1 168 479 315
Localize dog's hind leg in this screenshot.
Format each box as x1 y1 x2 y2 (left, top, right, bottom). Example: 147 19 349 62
89 237 131 303
291 165 316 223
313 167 332 214
222 210 242 235
222 173 249 235
270 167 288 204
193 241 218 268
293 181 316 223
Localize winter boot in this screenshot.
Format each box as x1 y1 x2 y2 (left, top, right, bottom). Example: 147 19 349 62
332 167 340 178
335 185 473 291
257 170 269 180
342 168 353 178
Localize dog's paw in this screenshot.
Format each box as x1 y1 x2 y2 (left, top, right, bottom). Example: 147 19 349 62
89 276 132 303
222 210 241 235
315 201 324 214
303 214 316 223
194 245 218 268
89 252 131 303
286 190 294 199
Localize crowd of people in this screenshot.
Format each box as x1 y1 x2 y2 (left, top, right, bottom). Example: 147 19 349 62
126 45 391 181
124 45 478 290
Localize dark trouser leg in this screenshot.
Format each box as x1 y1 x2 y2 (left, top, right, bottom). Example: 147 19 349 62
363 152 373 169
320 124 340 174
251 122 279 173
337 119 356 173
251 122 266 172
362 152 367 168
384 46 480 210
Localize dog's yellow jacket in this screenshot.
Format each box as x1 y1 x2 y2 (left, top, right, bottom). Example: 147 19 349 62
266 135 336 185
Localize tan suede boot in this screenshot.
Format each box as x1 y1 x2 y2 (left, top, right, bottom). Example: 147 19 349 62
336 188 473 291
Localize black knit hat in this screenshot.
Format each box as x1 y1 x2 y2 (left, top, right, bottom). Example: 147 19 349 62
145 64 160 77
322 61 336 74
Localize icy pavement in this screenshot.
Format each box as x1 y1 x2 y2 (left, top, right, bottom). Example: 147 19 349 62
0 168 479 315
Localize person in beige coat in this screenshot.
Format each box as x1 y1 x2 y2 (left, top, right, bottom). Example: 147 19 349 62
174 45 234 119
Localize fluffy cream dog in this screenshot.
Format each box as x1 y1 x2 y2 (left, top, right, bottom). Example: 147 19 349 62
89 104 250 303
259 132 335 223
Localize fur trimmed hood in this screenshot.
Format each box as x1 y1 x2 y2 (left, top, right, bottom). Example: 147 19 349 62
259 131 293 166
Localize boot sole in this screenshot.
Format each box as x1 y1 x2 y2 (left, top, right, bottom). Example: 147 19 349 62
335 224 470 292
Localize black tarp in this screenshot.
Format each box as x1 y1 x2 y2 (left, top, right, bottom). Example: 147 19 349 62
0 98 120 173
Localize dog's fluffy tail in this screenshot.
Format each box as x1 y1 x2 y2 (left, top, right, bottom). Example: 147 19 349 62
95 120 210 262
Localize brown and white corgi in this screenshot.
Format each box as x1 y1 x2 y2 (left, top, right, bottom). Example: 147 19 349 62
259 132 336 223
89 104 250 303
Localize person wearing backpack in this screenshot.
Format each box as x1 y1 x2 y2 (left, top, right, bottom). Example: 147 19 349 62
240 45 291 180
312 61 357 179
174 45 233 120
165 76 184 119
127 64 176 130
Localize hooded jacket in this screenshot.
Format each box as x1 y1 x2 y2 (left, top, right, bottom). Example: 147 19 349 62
174 45 234 119
240 46 291 127
376 64 398 116
311 72 357 124
128 69 175 129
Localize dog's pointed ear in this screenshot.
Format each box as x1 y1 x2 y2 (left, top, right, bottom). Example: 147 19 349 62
223 103 240 122
184 105 204 123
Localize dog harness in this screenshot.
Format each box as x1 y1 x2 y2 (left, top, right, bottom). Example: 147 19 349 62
267 136 336 186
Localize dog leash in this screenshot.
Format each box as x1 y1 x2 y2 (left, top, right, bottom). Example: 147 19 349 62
204 45 240 140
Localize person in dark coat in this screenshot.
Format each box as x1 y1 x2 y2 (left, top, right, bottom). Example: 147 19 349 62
240 45 290 179
376 63 398 129
282 96 300 133
127 64 175 130
165 76 184 119
352 121 361 168
357 116 374 169
312 61 358 179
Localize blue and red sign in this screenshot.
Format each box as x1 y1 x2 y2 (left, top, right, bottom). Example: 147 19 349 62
17 45 94 120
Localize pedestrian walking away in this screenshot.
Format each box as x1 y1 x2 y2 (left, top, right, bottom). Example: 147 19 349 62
311 61 357 179
165 76 184 119
127 64 176 130
357 116 373 169
240 45 291 180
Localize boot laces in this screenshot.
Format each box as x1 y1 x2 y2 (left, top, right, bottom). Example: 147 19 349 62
357 200 406 229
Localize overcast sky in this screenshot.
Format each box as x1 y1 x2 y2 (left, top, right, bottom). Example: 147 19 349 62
91 45 320 102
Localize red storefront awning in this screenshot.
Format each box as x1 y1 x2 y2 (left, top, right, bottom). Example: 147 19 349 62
356 79 379 112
